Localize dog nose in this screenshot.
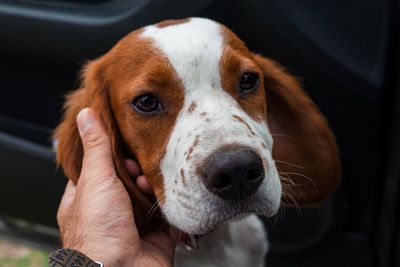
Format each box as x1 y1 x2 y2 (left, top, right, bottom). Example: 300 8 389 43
203 147 265 200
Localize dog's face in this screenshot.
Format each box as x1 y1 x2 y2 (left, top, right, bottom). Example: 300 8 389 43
111 18 281 234
55 18 341 235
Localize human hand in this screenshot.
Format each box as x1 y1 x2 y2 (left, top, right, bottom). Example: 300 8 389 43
57 108 175 267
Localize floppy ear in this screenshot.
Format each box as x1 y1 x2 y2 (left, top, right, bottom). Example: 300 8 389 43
253 55 341 206
54 59 156 232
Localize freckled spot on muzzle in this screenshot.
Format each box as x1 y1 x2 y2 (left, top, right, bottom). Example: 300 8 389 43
232 115 257 136
187 101 197 113
186 135 200 161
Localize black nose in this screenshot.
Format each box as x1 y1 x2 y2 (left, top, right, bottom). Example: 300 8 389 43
203 147 265 200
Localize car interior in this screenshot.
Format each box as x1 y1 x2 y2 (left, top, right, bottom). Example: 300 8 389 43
0 0 398 266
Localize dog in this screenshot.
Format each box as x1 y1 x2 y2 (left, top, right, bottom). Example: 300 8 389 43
54 17 341 266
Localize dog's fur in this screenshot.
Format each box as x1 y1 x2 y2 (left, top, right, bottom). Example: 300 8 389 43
54 18 341 266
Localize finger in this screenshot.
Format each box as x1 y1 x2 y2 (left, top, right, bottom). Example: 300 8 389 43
76 108 116 181
125 159 142 177
57 180 76 225
136 175 154 195
125 159 154 195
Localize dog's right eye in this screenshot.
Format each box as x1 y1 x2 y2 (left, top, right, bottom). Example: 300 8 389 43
133 94 160 113
239 72 259 93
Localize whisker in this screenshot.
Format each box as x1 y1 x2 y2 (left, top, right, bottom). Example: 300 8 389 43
279 175 296 186
280 172 316 187
281 190 301 215
146 200 160 217
275 159 305 169
146 193 166 221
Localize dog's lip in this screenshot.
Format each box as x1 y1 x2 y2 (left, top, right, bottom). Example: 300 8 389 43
169 196 269 232
180 232 191 242
172 209 249 236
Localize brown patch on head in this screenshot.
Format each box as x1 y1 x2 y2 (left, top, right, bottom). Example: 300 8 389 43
54 27 185 233
106 32 186 205
156 18 191 28
180 168 186 185
232 114 256 136
219 26 267 122
187 101 197 113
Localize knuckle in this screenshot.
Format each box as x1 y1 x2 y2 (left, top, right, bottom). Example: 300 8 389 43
106 174 123 187
82 128 107 150
79 168 118 189
96 174 121 189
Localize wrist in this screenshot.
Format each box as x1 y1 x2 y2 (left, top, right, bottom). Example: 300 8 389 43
69 244 131 267
49 248 104 267
61 232 134 267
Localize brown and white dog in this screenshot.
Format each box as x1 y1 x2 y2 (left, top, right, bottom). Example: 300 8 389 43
54 18 341 266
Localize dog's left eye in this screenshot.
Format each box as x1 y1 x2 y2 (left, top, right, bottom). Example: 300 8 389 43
133 94 160 113
239 73 259 93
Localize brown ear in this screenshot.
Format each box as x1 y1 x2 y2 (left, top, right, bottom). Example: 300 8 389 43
54 59 154 232
253 55 341 206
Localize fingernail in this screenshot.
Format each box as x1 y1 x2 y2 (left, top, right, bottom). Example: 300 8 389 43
77 108 94 135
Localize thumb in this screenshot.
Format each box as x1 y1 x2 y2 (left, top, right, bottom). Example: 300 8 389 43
76 108 116 182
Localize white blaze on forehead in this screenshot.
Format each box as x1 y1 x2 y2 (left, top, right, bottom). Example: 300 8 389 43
141 18 223 92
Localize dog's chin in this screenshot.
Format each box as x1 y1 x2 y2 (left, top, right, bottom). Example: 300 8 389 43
170 211 240 236
161 187 281 235
169 206 277 236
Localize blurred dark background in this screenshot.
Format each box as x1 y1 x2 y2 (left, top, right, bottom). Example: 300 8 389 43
0 0 398 266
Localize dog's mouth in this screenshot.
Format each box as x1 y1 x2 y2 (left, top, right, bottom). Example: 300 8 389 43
166 194 273 236
172 211 264 251
157 167 281 236
178 231 200 251
172 213 237 251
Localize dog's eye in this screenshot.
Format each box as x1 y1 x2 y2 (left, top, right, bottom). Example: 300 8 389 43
239 73 259 93
133 94 160 113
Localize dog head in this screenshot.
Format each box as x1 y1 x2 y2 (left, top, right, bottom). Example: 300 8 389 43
54 18 341 235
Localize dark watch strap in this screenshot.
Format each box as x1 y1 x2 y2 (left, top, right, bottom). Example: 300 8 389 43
49 248 103 267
